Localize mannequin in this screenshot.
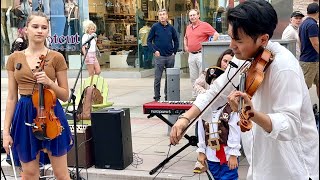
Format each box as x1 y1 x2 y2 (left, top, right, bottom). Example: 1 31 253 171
6 6 17 47
63 0 79 51
32 0 50 16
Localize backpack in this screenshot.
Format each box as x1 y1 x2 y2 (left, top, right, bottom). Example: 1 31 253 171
76 77 103 121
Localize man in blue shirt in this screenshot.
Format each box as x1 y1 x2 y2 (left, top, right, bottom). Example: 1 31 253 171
299 2 319 98
147 9 179 101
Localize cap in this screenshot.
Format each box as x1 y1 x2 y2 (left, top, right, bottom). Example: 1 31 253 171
291 11 305 18
307 3 319 14
205 66 225 84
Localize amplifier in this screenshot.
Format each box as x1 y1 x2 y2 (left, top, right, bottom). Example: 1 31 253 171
69 124 90 133
91 108 133 170
67 125 94 168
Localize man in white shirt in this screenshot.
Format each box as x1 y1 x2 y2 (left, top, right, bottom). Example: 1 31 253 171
170 1 319 180
282 11 304 59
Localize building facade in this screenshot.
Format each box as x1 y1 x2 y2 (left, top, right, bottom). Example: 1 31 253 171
0 0 317 70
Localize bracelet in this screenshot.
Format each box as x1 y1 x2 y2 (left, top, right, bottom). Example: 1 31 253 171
178 114 191 123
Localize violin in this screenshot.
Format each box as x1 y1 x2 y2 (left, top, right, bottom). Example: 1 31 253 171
31 54 63 140
238 48 273 132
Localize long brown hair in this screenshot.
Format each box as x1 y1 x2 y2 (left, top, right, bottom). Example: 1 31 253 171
216 49 234 68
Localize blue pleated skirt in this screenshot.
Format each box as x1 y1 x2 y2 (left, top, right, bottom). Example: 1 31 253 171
10 96 74 166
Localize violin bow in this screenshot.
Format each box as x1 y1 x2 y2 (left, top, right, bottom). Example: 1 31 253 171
9 145 18 180
181 60 251 137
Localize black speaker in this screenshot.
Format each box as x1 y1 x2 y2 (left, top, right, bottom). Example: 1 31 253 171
67 125 94 168
91 108 133 170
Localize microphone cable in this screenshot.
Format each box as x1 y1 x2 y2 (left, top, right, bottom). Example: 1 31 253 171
152 144 172 180
227 60 251 89
131 152 143 168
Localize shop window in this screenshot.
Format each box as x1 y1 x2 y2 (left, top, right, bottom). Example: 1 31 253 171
89 0 139 68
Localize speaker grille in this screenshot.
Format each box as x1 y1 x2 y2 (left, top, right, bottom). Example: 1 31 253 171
91 108 133 170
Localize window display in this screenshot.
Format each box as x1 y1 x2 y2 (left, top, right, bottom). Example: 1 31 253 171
1 0 203 70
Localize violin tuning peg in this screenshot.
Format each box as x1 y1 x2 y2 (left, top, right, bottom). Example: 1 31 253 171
37 61 40 64
31 69 35 72
35 66 39 69
248 112 254 118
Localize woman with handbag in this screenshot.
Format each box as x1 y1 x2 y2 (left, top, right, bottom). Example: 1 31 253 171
82 20 101 76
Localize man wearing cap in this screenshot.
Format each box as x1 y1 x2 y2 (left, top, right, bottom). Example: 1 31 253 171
299 2 319 99
282 11 304 59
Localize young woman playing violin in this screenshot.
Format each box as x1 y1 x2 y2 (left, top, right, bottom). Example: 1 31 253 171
3 11 73 180
170 1 319 180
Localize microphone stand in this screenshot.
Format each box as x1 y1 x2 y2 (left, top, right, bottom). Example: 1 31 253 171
64 42 91 180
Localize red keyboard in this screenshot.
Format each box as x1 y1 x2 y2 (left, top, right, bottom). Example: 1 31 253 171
143 101 193 115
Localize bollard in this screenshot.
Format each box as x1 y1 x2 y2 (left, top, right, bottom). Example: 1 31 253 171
166 68 180 135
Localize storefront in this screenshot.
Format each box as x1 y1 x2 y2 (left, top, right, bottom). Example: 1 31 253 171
87 0 195 70
1 0 282 70
87 0 248 70
1 0 83 69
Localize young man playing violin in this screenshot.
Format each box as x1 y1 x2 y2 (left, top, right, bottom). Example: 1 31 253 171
170 1 319 179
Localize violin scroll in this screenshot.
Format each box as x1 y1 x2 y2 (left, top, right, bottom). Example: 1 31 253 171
238 108 253 132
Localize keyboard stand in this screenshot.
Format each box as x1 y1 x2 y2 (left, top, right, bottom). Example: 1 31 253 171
147 113 198 175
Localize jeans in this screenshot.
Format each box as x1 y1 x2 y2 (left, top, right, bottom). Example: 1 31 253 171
154 55 175 100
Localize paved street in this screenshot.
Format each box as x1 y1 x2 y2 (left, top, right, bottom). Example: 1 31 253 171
1 70 318 180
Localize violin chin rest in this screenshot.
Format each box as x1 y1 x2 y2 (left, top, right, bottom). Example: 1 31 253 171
33 130 47 141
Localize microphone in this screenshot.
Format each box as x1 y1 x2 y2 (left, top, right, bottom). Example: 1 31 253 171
82 33 97 47
16 63 22 70
229 61 239 68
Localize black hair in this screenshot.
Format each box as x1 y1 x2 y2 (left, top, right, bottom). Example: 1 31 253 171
227 0 278 42
216 49 234 67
